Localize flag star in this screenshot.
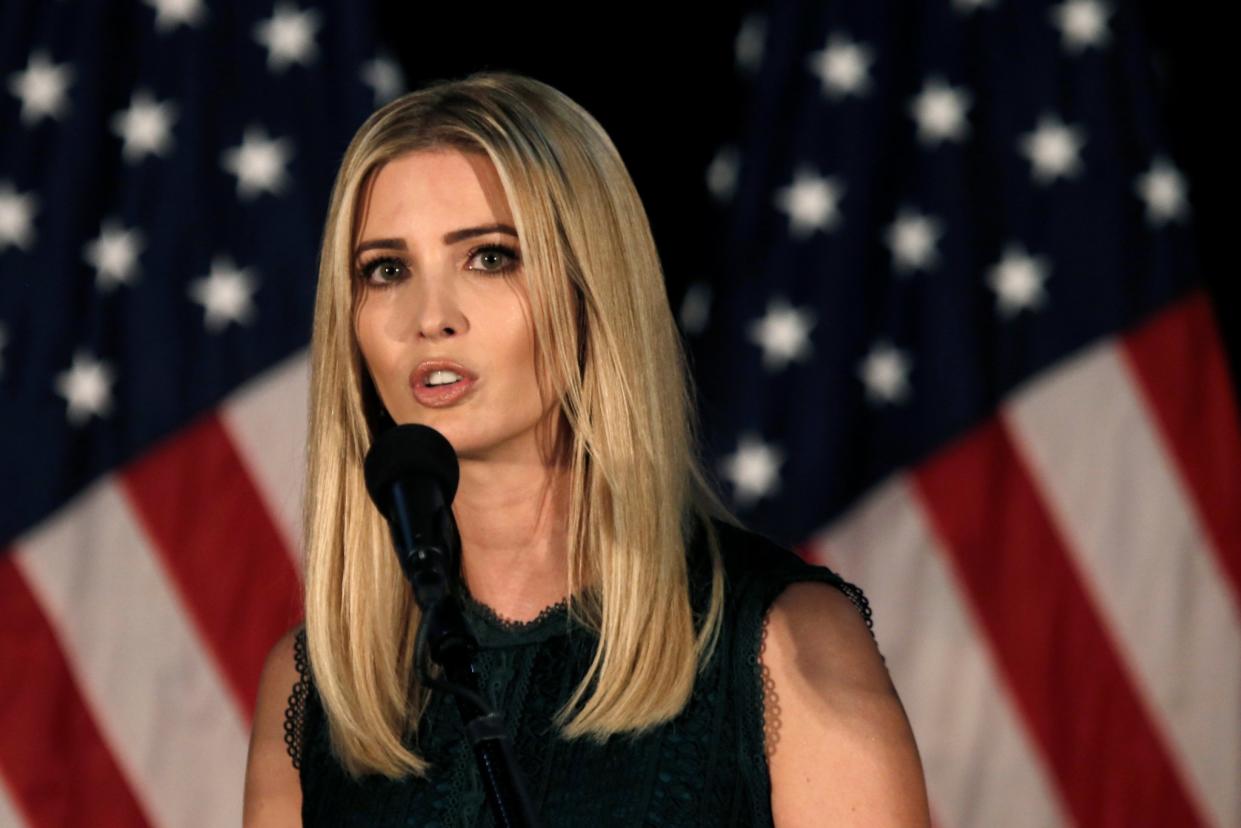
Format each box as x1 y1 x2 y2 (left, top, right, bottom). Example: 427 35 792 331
910 78 971 145
679 283 712 335
1135 157 1189 225
748 298 816 371
735 13 766 73
55 352 116 425
84 221 144 290
1051 0 1110 53
858 341 912 404
361 55 403 106
189 257 259 331
222 127 294 199
7 51 73 125
720 433 784 506
774 168 845 238
111 90 177 163
0 182 39 252
987 243 1051 316
254 3 321 72
706 145 740 202
145 0 206 31
807 33 874 99
885 208 944 273
1019 115 1086 184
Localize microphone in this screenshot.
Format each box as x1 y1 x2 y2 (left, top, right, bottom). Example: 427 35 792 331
363 423 462 609
362 422 542 827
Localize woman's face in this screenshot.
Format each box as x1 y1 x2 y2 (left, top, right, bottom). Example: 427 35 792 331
353 149 557 464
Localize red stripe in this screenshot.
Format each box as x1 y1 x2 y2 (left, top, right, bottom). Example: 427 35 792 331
911 420 1205 827
1122 291 1241 604
0 554 153 828
119 414 303 722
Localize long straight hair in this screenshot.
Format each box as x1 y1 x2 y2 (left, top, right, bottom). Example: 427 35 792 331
304 71 736 777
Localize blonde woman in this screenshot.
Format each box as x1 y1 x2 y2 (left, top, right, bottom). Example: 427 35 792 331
242 71 929 826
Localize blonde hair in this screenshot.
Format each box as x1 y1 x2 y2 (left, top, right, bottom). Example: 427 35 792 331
304 70 736 777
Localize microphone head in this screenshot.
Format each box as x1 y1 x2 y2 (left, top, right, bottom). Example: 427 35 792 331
363 423 460 514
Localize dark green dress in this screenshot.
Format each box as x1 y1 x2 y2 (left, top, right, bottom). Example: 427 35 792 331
284 519 872 826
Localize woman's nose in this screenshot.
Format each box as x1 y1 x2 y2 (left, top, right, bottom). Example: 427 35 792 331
411 277 468 341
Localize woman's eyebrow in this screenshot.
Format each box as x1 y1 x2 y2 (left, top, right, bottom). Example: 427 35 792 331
442 224 518 244
354 224 519 257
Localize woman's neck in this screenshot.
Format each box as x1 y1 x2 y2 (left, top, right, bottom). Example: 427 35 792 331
452 457 571 622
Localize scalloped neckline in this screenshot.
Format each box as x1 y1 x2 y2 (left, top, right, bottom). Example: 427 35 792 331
459 589 570 631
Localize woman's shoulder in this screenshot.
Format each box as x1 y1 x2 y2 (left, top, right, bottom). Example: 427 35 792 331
243 624 305 825
697 516 872 631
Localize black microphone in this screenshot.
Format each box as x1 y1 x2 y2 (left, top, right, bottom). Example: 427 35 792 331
362 423 542 827
363 423 461 609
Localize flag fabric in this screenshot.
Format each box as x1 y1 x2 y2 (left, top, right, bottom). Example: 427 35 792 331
0 1 393 824
691 1 1240 826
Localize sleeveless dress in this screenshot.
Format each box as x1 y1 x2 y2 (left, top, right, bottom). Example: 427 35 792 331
284 519 873 827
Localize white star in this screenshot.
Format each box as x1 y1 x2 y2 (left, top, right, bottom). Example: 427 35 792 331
1135 157 1189 225
735 14 767 73
145 0 206 31
254 3 321 72
360 55 403 106
188 257 259 331
7 51 73 125
858 341 912 405
221 127 293 199
1051 0 1110 53
910 78 971 145
0 182 38 252
885 208 944 273
987 243 1051 317
747 298 816 371
706 145 740 202
111 90 177 163
679 283 712 336
55 352 115 425
807 33 874 99
1019 114 1086 184
774 168 845 238
720 433 784 506
84 220 144 290
952 0 998 11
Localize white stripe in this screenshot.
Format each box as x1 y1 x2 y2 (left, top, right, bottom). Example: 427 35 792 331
220 350 309 572
1005 340 1241 827
813 475 1068 828
14 480 248 828
0 776 26 828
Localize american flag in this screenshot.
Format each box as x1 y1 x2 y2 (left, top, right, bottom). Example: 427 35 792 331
0 1 391 824
689 1 1240 826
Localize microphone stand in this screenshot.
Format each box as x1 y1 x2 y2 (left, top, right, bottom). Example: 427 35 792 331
388 480 541 828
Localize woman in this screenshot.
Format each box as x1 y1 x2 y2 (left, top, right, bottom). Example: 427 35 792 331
243 71 929 826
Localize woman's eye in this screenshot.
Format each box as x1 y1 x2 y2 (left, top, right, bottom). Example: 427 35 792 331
359 257 406 284
468 245 521 275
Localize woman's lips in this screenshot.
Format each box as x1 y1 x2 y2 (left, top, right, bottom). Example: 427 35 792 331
409 360 478 408
411 375 477 407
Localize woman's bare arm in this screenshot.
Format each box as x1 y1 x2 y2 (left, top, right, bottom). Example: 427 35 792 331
242 628 303 827
763 582 930 827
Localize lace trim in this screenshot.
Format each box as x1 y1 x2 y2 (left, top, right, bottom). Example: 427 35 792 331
758 611 781 761
459 590 569 631
836 577 875 635
283 628 309 770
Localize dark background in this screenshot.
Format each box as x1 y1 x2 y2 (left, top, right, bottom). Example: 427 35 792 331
376 1 1238 390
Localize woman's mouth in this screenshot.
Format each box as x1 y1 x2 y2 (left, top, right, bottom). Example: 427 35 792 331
409 361 478 408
